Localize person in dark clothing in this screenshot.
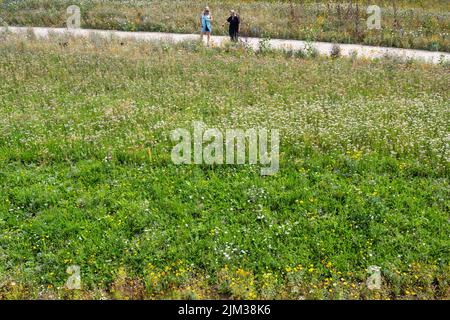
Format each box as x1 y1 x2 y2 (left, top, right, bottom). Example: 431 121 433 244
226 10 240 42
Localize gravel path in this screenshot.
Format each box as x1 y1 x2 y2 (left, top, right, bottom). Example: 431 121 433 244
2 26 449 64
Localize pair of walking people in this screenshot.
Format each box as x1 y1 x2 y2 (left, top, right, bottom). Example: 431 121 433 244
201 7 240 46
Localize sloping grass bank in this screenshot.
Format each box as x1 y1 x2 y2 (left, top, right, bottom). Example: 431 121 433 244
0 33 449 299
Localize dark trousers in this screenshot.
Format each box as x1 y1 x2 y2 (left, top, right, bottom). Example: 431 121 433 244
229 28 239 42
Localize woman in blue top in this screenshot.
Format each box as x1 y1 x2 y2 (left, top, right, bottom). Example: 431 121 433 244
201 7 213 46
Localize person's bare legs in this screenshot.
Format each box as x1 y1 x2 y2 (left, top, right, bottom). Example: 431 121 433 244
201 32 210 46
206 32 211 46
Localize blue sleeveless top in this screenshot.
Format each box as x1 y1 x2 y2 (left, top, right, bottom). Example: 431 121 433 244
201 14 212 32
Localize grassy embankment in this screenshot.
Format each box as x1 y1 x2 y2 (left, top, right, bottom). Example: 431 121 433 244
0 31 449 299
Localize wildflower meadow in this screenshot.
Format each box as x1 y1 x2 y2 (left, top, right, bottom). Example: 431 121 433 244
0 0 449 303
0 29 448 299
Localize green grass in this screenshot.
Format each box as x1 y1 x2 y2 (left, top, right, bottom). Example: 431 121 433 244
0 32 449 299
0 0 449 52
